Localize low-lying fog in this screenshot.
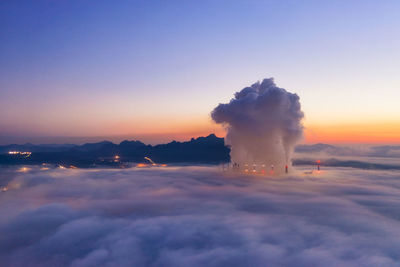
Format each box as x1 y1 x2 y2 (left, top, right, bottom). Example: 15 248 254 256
0 164 400 266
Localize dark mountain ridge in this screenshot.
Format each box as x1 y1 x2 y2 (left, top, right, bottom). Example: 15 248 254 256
0 134 230 167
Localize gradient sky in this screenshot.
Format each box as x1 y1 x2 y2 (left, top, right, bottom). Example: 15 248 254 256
1 0 399 144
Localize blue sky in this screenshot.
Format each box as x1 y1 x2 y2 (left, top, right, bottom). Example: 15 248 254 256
1 0 399 144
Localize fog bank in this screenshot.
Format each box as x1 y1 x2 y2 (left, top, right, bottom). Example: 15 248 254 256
0 166 400 266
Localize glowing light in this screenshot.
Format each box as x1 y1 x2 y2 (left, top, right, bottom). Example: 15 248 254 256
58 165 66 169
136 163 149 168
17 167 30 172
8 151 31 157
244 163 249 173
112 155 121 163
70 165 78 169
144 157 156 165
1 186 8 192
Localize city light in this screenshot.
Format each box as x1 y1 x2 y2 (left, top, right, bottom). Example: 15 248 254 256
8 151 32 157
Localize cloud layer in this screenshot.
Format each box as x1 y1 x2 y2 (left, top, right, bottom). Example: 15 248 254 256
296 143 400 158
1 166 400 266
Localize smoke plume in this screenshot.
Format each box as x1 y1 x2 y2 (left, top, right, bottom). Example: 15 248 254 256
212 78 304 172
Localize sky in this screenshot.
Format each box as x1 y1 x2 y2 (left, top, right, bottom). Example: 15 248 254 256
1 0 400 144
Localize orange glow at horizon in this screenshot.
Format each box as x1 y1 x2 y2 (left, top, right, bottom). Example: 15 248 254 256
304 122 400 144
5 114 400 145
91 116 227 143
169 121 400 145
64 121 400 145
129 122 400 145
155 119 400 144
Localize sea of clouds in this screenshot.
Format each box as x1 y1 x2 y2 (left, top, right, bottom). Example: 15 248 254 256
1 166 400 266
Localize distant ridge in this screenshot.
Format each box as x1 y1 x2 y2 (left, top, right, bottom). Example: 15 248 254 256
0 134 230 167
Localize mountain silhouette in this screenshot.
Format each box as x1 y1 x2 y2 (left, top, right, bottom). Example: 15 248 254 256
0 134 230 167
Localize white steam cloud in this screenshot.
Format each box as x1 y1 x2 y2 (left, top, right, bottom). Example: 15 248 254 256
212 78 304 172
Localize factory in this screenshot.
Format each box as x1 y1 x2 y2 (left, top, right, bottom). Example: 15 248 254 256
228 160 321 175
229 162 288 175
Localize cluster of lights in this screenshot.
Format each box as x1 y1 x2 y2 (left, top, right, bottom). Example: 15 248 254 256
241 163 276 175
234 161 322 175
8 151 32 157
58 165 79 169
136 157 167 168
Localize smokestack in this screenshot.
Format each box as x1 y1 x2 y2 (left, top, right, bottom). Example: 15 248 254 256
211 78 304 174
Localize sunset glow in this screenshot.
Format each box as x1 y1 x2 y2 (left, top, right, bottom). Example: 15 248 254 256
305 122 400 144
1 1 399 146
2 1 400 266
